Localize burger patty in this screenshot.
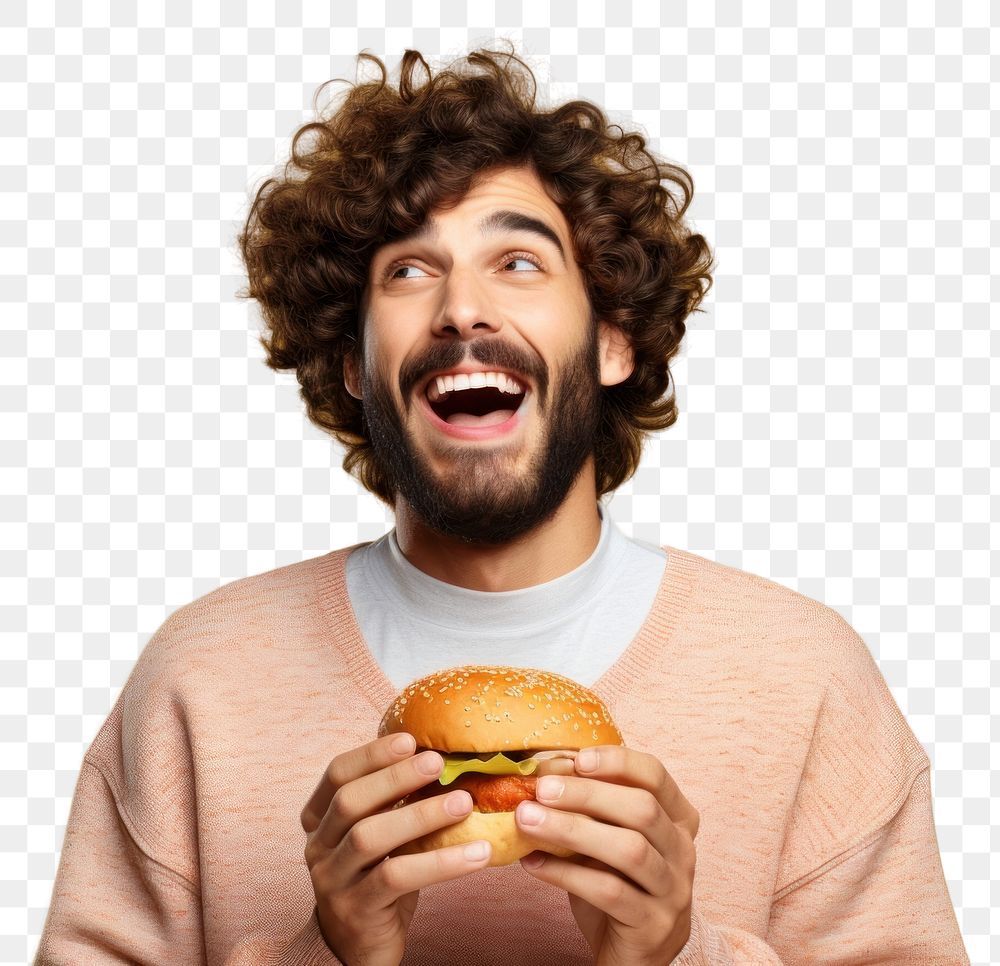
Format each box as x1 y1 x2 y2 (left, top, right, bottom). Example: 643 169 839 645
402 773 538 813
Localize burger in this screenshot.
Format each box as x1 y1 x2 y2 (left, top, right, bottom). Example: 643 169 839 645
377 664 624 867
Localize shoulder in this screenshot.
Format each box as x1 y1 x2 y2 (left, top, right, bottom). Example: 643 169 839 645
122 544 364 693
665 545 861 659
663 547 917 742
86 543 364 761
676 542 927 744
82 545 369 856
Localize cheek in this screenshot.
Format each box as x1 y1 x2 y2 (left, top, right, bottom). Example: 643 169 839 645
513 304 572 356
532 286 590 341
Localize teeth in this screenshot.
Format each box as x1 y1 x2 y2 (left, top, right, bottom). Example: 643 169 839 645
426 371 525 402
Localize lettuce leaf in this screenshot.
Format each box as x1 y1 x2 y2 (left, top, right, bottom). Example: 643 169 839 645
439 752 539 786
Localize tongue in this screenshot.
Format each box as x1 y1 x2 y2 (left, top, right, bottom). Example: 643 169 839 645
446 409 515 426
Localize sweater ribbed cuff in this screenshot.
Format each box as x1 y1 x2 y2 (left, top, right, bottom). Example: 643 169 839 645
670 903 721 965
279 906 345 966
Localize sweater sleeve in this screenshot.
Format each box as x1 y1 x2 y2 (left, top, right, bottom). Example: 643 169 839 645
33 757 346 966
764 764 969 964
668 766 969 964
668 611 969 965
222 908 346 966
33 601 349 966
33 757 207 965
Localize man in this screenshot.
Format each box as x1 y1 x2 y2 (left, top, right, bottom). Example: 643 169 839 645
37 46 968 965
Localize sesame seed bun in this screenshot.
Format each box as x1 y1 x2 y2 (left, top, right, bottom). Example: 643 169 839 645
377 664 623 751
377 665 623 866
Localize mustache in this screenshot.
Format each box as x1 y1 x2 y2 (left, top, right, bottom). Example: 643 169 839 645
398 338 549 404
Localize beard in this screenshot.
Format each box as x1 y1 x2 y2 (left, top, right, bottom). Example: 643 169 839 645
359 326 602 545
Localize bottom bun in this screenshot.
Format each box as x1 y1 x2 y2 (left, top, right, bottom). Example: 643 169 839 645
399 808 577 867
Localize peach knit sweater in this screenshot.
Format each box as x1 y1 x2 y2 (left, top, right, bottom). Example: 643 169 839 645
35 544 969 965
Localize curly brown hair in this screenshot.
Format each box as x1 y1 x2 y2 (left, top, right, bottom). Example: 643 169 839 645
236 42 714 506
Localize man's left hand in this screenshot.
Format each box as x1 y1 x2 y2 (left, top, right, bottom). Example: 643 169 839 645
516 745 699 966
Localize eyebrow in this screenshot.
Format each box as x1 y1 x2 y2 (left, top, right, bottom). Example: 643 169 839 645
394 209 567 266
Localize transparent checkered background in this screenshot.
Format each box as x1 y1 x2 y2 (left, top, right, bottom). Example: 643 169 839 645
3 1 994 963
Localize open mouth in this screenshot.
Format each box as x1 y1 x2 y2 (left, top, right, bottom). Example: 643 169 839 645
425 372 527 427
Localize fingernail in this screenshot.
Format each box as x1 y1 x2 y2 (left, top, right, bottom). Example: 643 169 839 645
518 801 545 826
576 748 599 772
415 751 442 775
390 733 415 755
536 776 564 801
521 852 545 870
464 840 490 861
445 791 472 816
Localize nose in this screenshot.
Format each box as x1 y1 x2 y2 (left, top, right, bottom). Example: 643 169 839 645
431 268 502 340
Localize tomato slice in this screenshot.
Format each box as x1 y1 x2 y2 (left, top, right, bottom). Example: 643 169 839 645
401 773 538 813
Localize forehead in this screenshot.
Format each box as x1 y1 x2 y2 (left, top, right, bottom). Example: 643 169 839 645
379 164 571 252
446 164 565 221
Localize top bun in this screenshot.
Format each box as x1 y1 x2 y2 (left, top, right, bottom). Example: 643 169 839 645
378 665 623 752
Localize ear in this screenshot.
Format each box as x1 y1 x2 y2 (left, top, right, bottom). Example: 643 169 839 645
343 351 362 400
597 321 634 387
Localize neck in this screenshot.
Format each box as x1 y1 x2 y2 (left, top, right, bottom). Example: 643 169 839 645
392 461 603 592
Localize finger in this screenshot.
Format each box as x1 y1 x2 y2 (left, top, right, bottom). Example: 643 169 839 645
519 851 651 929
316 748 447 848
359 837 494 909
515 799 686 898
533 775 675 858
332 788 479 883
533 757 576 778
574 746 701 840
300 733 416 834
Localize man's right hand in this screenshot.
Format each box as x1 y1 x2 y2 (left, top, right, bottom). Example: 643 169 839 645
301 732 493 966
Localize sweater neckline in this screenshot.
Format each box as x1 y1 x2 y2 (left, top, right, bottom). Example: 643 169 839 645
314 541 701 718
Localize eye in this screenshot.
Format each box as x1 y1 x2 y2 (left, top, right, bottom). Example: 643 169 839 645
386 263 428 281
383 251 543 282
499 253 542 273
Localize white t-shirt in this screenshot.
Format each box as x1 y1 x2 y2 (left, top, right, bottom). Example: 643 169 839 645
344 503 668 690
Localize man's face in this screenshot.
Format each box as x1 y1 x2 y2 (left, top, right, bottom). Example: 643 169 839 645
351 164 631 544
